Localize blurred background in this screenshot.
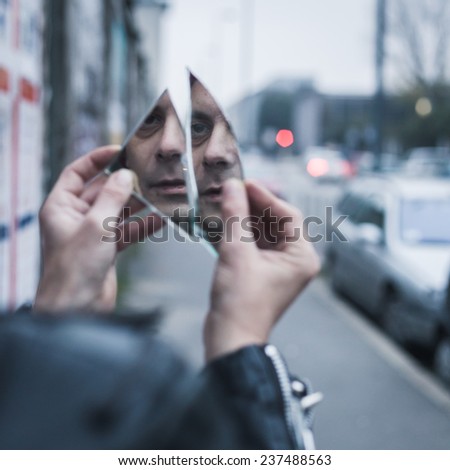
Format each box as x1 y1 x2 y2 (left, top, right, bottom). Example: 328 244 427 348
1 0 450 449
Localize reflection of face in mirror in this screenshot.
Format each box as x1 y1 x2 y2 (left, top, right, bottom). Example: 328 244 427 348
121 91 188 221
190 75 243 235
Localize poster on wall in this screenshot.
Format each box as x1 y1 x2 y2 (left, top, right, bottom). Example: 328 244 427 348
14 0 44 309
0 80 12 308
0 0 13 310
15 81 43 305
0 0 44 310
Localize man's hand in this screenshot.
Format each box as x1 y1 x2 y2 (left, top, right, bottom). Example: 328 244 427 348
204 179 321 361
35 146 162 312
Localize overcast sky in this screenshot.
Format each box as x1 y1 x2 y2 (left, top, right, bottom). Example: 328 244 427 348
160 0 377 106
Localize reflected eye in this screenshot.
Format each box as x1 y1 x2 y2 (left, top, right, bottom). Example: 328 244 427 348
144 114 161 126
191 120 212 144
136 113 163 138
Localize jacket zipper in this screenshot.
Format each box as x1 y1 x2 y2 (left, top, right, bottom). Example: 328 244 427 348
264 344 319 450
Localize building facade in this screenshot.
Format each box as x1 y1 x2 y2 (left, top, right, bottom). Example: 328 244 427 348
0 0 167 310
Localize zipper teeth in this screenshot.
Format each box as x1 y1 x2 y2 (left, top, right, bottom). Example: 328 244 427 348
264 345 297 446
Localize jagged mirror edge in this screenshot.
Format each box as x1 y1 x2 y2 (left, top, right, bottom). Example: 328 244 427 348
183 76 218 257
187 69 244 255
103 89 171 222
103 77 215 255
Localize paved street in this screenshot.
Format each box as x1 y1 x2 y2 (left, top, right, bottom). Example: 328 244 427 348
117 155 450 449
118 230 450 450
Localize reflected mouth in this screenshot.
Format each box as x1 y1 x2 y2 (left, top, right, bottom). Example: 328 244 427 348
151 179 187 196
201 186 223 203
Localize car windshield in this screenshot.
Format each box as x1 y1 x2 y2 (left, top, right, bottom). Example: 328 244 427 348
400 198 450 244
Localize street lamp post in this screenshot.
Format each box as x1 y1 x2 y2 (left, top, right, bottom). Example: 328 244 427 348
374 0 386 171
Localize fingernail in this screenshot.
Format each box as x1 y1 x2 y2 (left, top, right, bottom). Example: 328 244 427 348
114 169 133 188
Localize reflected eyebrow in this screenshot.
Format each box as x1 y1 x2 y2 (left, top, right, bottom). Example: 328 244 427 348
192 109 236 139
192 110 214 121
148 105 165 116
192 109 231 128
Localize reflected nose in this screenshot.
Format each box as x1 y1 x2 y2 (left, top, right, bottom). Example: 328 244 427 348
157 117 185 161
202 126 237 169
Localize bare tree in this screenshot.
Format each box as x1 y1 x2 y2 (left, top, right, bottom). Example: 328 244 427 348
388 0 450 87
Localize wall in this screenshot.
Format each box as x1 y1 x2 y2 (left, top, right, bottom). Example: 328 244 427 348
0 0 44 310
0 0 167 310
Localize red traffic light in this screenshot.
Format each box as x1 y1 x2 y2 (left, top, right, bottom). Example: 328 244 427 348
275 129 294 148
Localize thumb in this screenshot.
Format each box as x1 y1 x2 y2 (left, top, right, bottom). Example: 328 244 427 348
86 169 134 235
219 178 255 259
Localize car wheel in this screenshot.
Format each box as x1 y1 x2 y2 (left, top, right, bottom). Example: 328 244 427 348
434 336 450 386
379 295 405 343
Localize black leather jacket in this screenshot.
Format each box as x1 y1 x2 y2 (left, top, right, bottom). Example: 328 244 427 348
0 314 320 449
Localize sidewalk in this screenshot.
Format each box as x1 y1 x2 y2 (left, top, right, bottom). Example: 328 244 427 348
117 226 215 365
117 229 450 449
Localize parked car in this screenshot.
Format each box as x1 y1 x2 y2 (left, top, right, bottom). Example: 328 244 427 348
353 151 401 175
434 289 450 386
326 176 450 385
402 147 450 178
302 147 353 182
